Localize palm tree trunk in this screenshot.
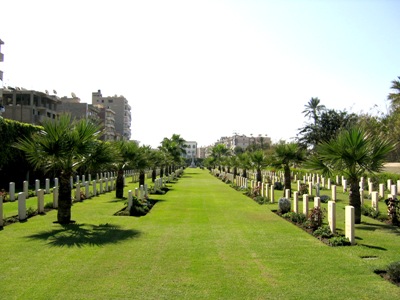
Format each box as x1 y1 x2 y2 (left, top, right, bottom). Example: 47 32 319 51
116 169 124 198
284 165 291 197
256 168 262 183
349 177 361 224
152 168 156 182
139 170 145 186
160 166 164 178
233 167 237 179
58 171 72 224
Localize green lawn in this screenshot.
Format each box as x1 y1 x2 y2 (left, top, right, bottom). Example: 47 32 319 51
0 168 399 299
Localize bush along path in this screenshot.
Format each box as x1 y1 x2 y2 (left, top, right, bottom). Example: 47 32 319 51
0 168 399 299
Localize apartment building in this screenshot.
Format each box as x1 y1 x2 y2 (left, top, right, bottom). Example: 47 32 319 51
217 134 271 151
92 90 131 140
183 141 197 159
0 39 4 115
1 88 60 124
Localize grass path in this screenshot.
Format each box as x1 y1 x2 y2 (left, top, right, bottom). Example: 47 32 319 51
0 168 399 299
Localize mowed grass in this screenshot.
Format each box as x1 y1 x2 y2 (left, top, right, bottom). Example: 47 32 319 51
0 169 399 299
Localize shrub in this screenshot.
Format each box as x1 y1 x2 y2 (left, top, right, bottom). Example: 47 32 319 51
282 211 307 225
313 225 333 238
320 195 330 203
278 197 291 214
274 182 284 190
298 183 308 196
253 196 268 205
385 197 400 225
329 236 351 246
387 261 400 283
308 206 325 230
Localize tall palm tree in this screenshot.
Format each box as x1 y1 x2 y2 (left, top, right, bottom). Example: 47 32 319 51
14 114 104 224
305 127 395 224
302 97 326 124
388 76 400 111
270 142 305 196
160 134 186 173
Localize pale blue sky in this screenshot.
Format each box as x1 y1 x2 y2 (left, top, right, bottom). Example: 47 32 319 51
1 0 399 148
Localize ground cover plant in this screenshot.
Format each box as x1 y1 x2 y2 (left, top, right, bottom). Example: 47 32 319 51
0 169 399 299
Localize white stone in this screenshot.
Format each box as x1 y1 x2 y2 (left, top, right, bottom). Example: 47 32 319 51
35 179 40 196
303 194 309 215
314 197 320 208
18 192 27 221
285 189 290 199
53 186 58 208
128 190 133 210
379 183 385 198
37 189 44 213
9 182 15 201
332 185 337 202
270 185 274 203
371 191 378 211
345 206 355 245
293 191 299 213
23 181 28 198
328 201 336 234
45 178 50 194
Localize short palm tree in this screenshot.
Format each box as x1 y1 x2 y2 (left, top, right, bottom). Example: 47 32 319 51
114 140 139 198
249 150 269 183
14 114 104 224
305 127 395 223
270 142 305 196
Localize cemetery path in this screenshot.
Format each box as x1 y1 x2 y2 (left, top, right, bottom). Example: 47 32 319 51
0 168 399 299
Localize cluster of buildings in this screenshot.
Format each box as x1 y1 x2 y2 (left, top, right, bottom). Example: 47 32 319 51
0 39 131 141
195 134 272 159
0 88 131 141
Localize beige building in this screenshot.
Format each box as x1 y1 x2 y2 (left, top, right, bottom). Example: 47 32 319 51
92 90 131 140
1 88 60 124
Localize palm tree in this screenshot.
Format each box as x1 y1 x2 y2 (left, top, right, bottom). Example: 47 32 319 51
237 152 251 178
270 142 305 196
388 76 400 111
249 150 269 183
305 127 395 224
14 114 104 224
114 140 139 198
210 144 230 171
302 97 326 124
160 134 186 173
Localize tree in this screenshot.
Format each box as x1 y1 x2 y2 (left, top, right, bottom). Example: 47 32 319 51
210 144 230 171
270 142 305 196
114 141 139 198
159 134 186 173
249 150 269 183
14 114 104 224
388 76 400 111
302 97 326 124
297 108 358 150
305 127 395 224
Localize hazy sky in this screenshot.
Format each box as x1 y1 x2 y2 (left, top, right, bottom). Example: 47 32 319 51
1 0 399 148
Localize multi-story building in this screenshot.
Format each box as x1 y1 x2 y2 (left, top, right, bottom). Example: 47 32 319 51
183 141 197 159
97 106 118 141
57 95 117 141
0 38 4 82
58 95 99 121
92 90 131 140
1 88 60 124
217 134 271 152
0 38 5 115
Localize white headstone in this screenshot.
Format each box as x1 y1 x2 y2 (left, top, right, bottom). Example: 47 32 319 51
303 194 309 215
37 189 44 213
293 191 299 213
18 192 27 221
332 185 337 202
328 201 336 234
53 186 58 208
9 182 15 201
345 206 355 245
